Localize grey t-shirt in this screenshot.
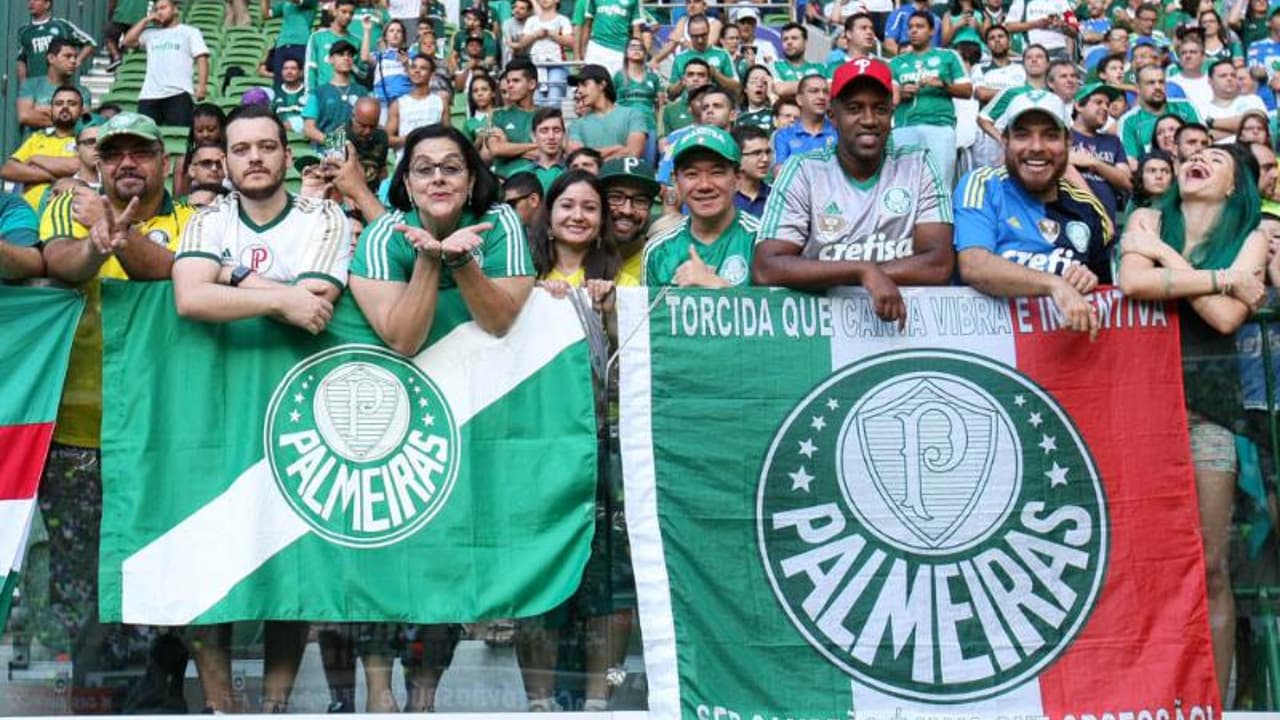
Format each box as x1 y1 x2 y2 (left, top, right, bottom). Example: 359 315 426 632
568 104 647 149
757 145 951 263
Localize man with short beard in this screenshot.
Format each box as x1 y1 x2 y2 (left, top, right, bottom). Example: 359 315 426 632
171 103 348 713
39 112 195 690
1117 64 1201 161
772 23 828 99
753 59 954 325
954 91 1113 338
3 85 84 209
123 0 211 126
601 156 660 285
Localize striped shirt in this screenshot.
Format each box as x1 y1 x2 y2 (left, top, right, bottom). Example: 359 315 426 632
178 192 351 288
642 210 759 286
352 203 532 286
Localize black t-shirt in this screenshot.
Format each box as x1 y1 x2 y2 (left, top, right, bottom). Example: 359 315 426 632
1071 128 1128 225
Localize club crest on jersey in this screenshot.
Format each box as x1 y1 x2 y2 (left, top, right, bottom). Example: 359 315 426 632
1037 218 1060 243
265 345 461 549
819 201 846 237
1065 221 1091 254
758 350 1108 702
719 255 749 286
239 244 274 274
882 187 912 216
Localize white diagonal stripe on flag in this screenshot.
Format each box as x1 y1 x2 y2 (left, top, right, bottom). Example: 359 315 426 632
121 291 584 624
0 498 36 574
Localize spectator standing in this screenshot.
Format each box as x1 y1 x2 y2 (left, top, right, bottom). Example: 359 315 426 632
365 18 414 109
650 0 722 69
173 103 226 200
772 23 829 99
644 127 759 287
885 0 942 56
1127 3 1170 51
123 0 211 127
953 91 1113 336
753 58 954 322
17 0 97 84
827 13 881 70
668 15 740 97
302 41 367 148
771 75 837 171
17 39 91 133
389 55 450 156
261 0 320 83
388 0 423 38
105 0 150 72
501 0 533 68
522 0 574 108
3 87 84 210
615 37 665 162
601 156 661 281
732 125 772 217
0 191 45 279
353 0 392 48
889 12 972 187
271 57 309 134
661 58 711 138
489 60 541 178
1199 9 1243 64
1006 0 1076 60
305 0 367 93
567 65 648 160
1202 59 1268 142
38 113 193 693
1118 64 1202 160
1169 37 1214 109
1070 82 1130 223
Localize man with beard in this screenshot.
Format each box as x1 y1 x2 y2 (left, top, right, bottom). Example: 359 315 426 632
888 11 971 188
38 112 194 691
171 103 348 713
3 85 84 209
953 91 1113 338
1070 82 1129 223
600 156 659 285
753 58 954 326
1117 64 1201 162
771 23 829 99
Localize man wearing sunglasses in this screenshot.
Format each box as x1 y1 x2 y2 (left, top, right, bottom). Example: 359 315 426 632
35 111 196 689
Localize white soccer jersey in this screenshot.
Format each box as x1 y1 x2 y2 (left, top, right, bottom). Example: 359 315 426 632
177 192 352 287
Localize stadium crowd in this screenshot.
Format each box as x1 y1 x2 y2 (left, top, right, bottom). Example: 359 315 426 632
5 0 1280 713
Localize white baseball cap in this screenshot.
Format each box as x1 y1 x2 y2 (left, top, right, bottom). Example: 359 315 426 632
997 89 1072 132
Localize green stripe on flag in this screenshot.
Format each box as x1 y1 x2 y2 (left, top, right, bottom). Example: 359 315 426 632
0 571 17 633
0 286 84 426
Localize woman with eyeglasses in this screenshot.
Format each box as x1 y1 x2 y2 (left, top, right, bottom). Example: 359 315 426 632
349 125 535 356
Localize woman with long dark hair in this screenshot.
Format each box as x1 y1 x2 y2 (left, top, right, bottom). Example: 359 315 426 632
1199 9 1244 63
173 103 226 198
461 73 500 162
530 170 629 301
1118 143 1269 700
349 125 534 354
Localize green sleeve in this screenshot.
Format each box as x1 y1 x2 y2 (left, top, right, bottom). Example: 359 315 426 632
16 79 36 101
1120 119 1142 159
1231 40 1244 58
478 204 533 278
351 213 412 282
568 118 585 144
626 107 645 135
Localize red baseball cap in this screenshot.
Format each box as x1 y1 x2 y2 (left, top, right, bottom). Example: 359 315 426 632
830 57 893 100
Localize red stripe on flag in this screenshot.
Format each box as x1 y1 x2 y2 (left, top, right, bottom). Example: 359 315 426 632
1010 293 1220 716
0 423 56 501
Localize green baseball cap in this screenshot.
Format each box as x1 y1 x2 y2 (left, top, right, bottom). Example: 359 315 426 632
670 125 741 168
97 112 163 147
600 156 660 197
1074 81 1123 104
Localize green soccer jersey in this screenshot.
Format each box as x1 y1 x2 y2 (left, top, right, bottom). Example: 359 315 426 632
661 100 695 136
352 204 533 291
584 0 643 52
614 68 664 131
306 28 368 92
533 163 566 193
462 113 495 143
980 84 1031 124
18 18 96 78
772 59 829 84
1117 100 1201 158
736 107 774 133
642 210 759 286
670 47 738 84
492 106 536 177
352 6 393 49
889 48 966 127
271 0 319 47
451 29 500 60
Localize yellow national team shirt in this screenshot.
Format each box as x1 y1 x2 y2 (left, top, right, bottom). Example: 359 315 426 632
542 265 641 288
11 129 78 209
40 192 194 448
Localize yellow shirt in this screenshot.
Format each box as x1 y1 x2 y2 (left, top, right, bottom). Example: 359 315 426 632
40 192 195 448
542 264 640 288
11 129 78 209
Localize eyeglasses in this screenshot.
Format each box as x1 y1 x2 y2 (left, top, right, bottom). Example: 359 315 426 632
606 191 653 210
76 137 97 147
505 192 534 206
192 159 224 170
99 146 162 164
688 32 709 40
409 161 468 179
741 148 773 159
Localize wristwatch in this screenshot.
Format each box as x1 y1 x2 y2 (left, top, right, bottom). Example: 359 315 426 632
229 265 253 287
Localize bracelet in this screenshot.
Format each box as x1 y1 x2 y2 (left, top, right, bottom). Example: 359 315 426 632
1210 269 1219 294
1219 269 1234 295
1161 268 1173 298
444 251 474 270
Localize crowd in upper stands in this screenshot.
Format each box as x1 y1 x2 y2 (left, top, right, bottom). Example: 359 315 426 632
7 0 1280 713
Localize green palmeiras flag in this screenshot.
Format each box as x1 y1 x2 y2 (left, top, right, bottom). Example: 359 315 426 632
0 286 84 627
618 286 1219 720
99 281 597 625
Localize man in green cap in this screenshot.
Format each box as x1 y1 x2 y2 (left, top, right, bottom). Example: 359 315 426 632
37 111 194 690
643 126 758 287
600 155 661 285
1070 81 1130 223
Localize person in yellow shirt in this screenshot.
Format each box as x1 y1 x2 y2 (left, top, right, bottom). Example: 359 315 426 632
1 85 83 209
37 112 194 688
598 156 660 288
530 168 637 305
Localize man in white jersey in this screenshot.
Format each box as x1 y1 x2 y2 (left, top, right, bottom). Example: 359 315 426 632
173 103 350 333
752 57 955 327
